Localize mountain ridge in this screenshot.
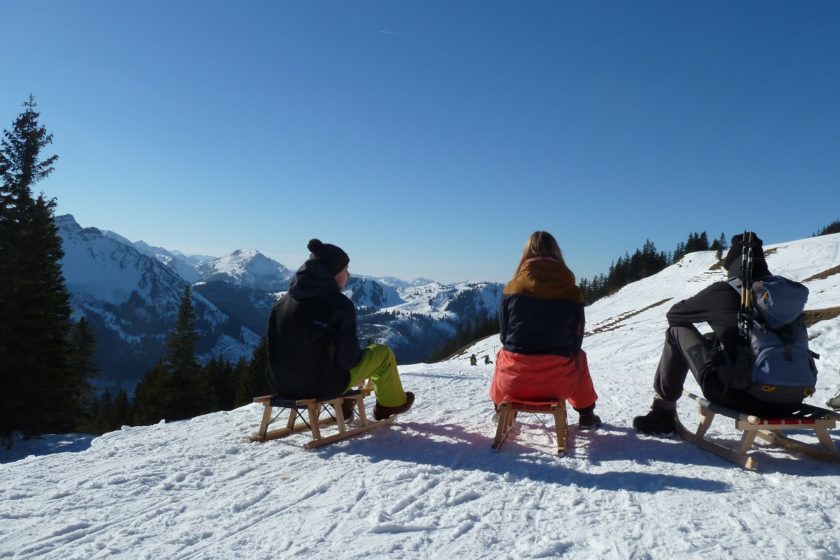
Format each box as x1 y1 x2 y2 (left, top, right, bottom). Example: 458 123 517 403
56 214 503 391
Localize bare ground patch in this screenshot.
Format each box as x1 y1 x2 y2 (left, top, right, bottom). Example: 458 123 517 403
586 298 673 336
804 264 840 283
709 259 725 271
804 306 840 329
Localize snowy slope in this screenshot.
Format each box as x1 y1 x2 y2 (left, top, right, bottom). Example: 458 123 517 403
5 235 838 559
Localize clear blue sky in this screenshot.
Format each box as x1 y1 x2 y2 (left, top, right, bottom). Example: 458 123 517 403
2 1 838 283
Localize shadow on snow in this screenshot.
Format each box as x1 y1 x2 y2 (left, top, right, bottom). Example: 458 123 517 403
318 420 731 493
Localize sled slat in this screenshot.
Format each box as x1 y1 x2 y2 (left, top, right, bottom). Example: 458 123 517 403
492 401 568 455
250 385 392 448
679 390 839 469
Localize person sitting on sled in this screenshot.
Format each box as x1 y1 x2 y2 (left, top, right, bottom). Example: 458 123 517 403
489 231 602 429
633 232 805 434
266 239 414 421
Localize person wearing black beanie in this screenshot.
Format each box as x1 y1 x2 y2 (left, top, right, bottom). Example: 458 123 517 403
265 238 415 421
633 231 800 435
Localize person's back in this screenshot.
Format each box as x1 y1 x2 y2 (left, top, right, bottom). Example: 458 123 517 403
267 260 353 398
633 231 810 435
489 231 601 429
266 238 415 420
499 257 583 357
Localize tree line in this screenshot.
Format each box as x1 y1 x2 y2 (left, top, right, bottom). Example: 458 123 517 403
0 98 271 446
125 286 270 430
815 220 840 237
579 231 727 305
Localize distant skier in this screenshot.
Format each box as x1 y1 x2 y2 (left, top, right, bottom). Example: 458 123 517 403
633 232 812 435
484 355 492 365
489 231 602 429
470 354 477 366
266 239 414 420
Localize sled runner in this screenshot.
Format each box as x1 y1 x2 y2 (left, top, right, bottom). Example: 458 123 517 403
677 391 840 470
492 400 568 454
250 386 394 449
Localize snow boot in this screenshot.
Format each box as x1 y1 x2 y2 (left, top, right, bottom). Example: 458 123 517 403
373 392 415 420
576 405 602 430
632 404 676 435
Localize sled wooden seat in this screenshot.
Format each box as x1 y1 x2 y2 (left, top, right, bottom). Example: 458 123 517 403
492 400 568 454
677 390 840 470
250 386 394 449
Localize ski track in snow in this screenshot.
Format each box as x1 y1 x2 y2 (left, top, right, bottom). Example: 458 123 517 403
2 235 840 559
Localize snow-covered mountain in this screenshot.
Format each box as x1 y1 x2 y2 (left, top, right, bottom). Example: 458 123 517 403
56 215 502 388
3 232 839 559
195 249 293 292
371 275 436 289
344 278 502 363
58 215 263 392
345 276 406 309
101 229 211 284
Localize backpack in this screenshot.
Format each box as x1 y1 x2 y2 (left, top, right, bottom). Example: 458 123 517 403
728 275 818 403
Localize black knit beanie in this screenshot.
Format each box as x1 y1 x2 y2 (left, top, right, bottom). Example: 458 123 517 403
724 232 770 280
307 239 349 275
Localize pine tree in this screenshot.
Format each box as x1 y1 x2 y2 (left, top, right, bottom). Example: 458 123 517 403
235 338 270 406
0 97 79 443
112 389 132 429
67 317 99 430
203 357 236 411
164 286 210 420
132 362 170 425
132 286 210 424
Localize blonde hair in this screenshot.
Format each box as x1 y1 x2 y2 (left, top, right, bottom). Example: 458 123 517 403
515 231 565 274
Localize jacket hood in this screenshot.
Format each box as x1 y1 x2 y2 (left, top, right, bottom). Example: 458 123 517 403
288 259 340 299
504 258 583 303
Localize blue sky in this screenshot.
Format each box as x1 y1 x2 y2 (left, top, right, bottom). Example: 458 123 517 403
2 1 838 284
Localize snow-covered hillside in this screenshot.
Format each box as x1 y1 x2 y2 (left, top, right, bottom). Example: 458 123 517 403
3 233 839 559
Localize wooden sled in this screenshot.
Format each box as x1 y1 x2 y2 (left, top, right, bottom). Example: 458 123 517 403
677 390 840 470
492 400 568 454
250 386 394 449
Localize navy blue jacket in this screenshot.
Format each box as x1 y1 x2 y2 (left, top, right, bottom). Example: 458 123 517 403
500 258 585 357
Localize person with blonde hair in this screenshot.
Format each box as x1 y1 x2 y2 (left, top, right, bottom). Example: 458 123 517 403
489 231 602 428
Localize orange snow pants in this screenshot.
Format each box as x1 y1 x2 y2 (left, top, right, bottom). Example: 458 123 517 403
489 348 597 410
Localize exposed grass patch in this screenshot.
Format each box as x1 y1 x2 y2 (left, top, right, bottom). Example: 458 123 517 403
586 298 673 336
804 264 840 283
709 259 725 271
804 306 840 329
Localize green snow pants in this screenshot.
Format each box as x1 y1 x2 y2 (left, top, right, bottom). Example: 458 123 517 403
347 344 407 407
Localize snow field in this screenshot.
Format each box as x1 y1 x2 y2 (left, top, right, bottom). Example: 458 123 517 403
2 234 840 559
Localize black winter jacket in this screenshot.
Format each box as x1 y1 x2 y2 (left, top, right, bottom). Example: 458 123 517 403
666 281 742 365
266 260 361 399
